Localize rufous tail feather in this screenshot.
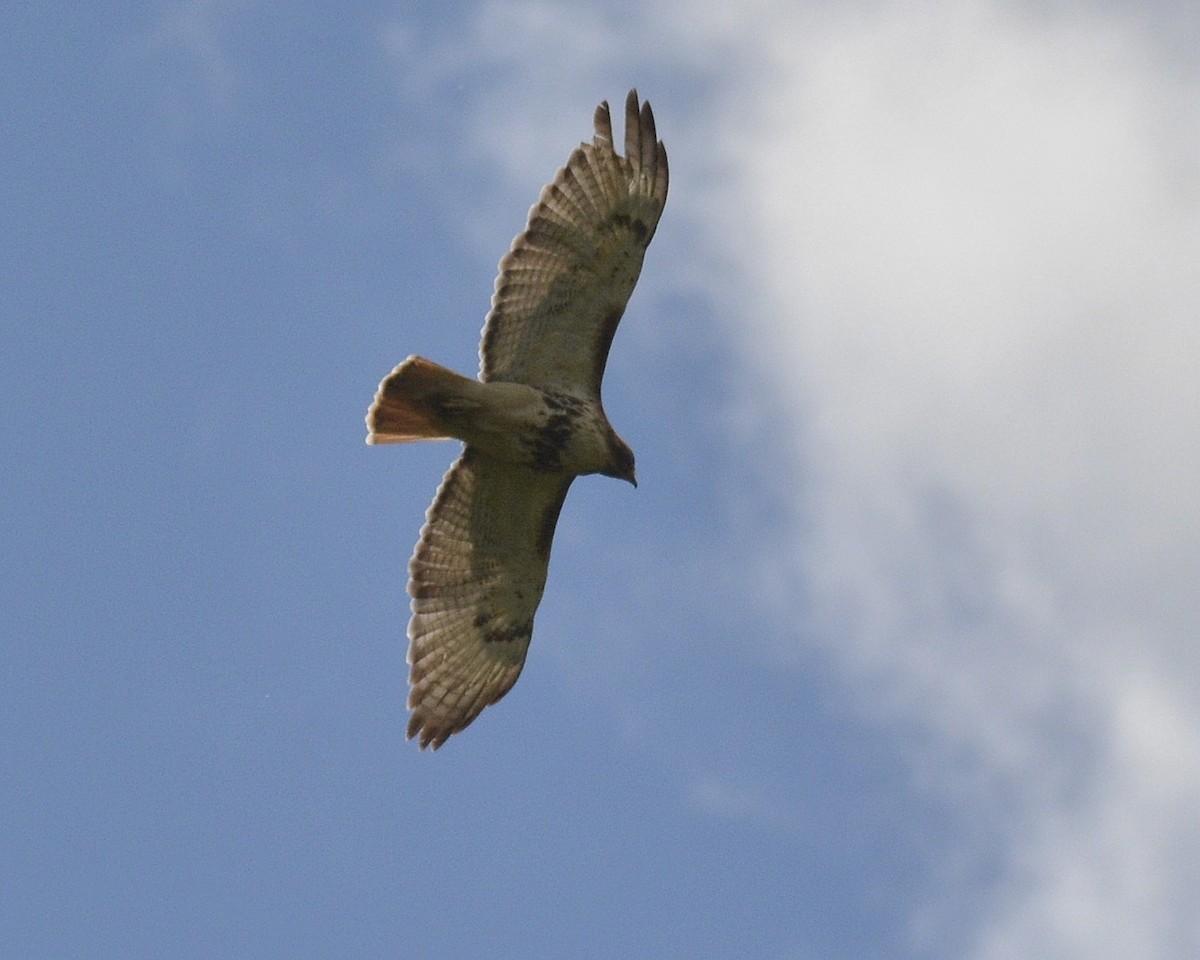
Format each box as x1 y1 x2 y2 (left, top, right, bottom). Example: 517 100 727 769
365 356 473 444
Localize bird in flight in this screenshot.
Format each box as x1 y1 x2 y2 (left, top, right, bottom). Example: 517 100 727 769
366 90 669 748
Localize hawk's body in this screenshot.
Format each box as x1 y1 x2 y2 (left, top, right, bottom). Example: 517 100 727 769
366 91 668 748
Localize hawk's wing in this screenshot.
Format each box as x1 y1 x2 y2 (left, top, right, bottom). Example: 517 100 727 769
406 449 572 748
480 89 669 397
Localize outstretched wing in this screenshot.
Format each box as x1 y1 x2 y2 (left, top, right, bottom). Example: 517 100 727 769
406 449 572 749
480 89 669 397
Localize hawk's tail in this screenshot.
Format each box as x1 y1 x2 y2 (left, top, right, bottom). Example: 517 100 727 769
365 356 473 444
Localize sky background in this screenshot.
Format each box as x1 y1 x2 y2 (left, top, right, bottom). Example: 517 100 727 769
4 1 1199 957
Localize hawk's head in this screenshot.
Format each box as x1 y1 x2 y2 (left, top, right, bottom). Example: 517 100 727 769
604 430 637 487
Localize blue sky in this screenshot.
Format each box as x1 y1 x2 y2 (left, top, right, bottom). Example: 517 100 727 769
5 1 1199 957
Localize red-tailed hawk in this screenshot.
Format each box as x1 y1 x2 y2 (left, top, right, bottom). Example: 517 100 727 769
366 90 668 748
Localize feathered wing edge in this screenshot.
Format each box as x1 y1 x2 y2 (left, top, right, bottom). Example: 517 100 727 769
478 89 669 388
405 450 572 749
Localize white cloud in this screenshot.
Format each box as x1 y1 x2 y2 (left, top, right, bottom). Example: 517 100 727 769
382 1 629 174
381 1 1200 956
684 4 1200 958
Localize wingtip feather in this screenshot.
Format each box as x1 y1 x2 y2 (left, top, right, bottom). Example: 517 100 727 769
624 89 640 165
593 100 613 147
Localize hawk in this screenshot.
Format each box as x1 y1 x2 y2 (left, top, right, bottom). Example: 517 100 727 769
366 90 668 749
